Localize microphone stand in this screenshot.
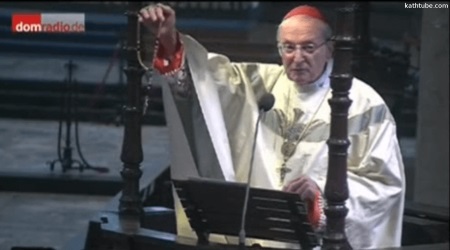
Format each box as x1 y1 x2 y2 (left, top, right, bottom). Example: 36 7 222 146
48 60 109 173
239 93 275 249
239 108 265 250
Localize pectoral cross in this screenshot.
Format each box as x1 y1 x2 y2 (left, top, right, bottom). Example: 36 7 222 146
277 163 292 187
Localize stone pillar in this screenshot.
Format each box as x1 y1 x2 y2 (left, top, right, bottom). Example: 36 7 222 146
414 7 449 208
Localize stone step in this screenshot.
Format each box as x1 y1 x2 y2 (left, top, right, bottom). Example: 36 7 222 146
0 103 165 126
0 89 120 109
0 38 119 59
0 77 161 94
0 76 166 126
0 78 121 93
0 89 164 112
0 103 116 122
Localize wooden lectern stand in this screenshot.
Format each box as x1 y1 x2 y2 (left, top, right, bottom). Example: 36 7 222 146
173 178 319 250
82 178 319 250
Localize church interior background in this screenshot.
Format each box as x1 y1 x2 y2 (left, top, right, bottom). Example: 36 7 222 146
0 2 448 249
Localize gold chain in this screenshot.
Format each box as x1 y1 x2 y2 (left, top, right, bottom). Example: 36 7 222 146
277 88 330 186
137 19 166 115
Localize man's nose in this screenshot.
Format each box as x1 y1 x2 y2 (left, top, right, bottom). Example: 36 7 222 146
292 50 305 63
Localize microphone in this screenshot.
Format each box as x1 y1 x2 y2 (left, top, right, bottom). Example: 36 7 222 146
239 93 275 249
258 93 275 112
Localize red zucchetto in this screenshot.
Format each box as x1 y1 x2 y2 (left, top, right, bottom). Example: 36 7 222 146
283 5 327 23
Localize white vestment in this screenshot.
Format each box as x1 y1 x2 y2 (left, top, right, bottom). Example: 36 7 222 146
161 34 406 250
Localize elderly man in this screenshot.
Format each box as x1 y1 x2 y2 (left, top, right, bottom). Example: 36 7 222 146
139 3 405 249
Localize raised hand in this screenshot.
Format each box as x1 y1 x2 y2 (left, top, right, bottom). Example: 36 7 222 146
139 3 177 54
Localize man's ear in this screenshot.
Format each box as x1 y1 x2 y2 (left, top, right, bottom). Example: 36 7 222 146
327 41 334 59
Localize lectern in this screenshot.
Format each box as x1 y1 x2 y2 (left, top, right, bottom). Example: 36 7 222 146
173 178 319 249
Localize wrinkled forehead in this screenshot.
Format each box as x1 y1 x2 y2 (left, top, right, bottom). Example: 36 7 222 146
279 16 327 43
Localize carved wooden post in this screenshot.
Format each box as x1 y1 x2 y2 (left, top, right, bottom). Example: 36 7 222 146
323 3 358 250
119 1 145 223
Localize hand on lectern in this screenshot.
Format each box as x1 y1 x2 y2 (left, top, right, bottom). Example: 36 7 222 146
282 175 320 203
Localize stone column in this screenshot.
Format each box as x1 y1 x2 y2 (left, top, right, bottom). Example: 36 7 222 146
414 7 449 208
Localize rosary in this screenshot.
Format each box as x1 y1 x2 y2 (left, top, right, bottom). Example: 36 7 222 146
136 19 159 116
137 21 185 116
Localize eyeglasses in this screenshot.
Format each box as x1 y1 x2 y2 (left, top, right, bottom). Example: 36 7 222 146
278 39 330 56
